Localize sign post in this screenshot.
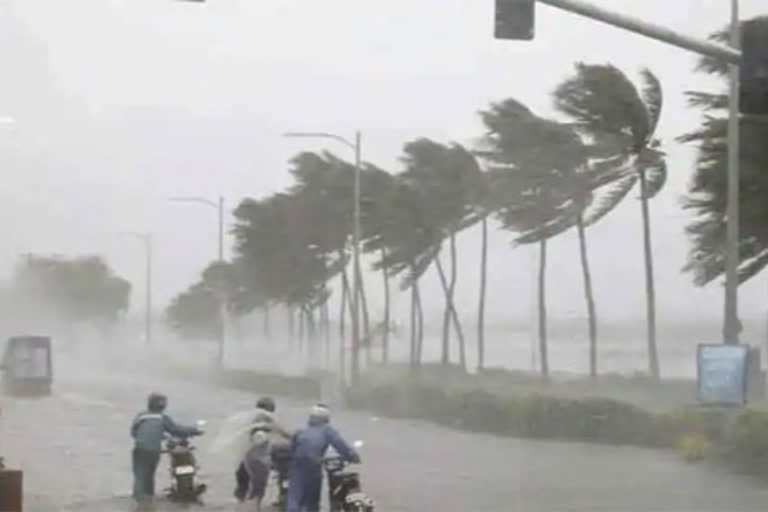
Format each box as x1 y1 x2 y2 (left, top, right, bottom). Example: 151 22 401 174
697 344 749 406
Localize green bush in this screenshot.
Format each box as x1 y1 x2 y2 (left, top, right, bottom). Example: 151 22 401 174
720 410 768 476
167 365 768 481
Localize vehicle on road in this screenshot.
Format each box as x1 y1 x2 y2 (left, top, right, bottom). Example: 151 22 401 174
162 420 207 504
0 335 52 397
325 441 374 512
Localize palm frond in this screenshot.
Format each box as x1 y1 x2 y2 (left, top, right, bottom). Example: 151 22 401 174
640 68 663 137
582 174 638 227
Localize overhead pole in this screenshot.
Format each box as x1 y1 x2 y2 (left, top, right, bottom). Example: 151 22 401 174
536 0 741 64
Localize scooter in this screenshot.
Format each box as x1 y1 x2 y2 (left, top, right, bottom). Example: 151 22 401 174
325 441 375 512
270 442 292 508
163 420 207 504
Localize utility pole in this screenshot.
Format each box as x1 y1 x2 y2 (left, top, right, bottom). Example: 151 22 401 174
283 131 363 385
352 131 362 384
145 233 153 347
724 0 741 344
169 196 227 366
118 232 153 346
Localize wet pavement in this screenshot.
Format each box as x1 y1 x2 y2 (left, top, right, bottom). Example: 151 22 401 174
3 358 768 512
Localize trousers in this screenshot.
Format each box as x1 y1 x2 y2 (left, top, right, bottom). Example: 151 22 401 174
285 460 322 512
132 447 161 500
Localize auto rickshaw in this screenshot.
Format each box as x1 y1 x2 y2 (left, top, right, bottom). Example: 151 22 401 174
1 336 53 396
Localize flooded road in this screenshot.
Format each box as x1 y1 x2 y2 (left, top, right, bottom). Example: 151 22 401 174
3 360 768 512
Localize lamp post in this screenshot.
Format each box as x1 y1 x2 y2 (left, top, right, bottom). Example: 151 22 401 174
118 232 153 346
170 196 226 366
283 131 362 384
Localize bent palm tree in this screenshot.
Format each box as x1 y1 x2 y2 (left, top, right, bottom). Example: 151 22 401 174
554 63 667 379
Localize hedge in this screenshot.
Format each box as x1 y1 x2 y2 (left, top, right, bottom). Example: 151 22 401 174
166 364 768 478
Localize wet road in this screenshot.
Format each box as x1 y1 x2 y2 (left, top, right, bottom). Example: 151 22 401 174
3 360 768 512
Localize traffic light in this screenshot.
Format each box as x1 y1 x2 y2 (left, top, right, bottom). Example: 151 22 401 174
740 17 768 115
494 0 535 41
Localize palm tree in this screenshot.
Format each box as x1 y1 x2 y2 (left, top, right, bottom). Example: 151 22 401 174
363 172 441 370
399 139 482 370
554 63 667 379
679 18 768 288
478 98 588 378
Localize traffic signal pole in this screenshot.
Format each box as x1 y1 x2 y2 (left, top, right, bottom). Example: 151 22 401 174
536 0 741 64
725 0 741 344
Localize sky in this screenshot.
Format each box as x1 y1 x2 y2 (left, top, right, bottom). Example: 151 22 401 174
0 0 766 332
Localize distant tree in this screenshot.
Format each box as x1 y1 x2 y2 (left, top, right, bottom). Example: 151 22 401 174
13 254 131 331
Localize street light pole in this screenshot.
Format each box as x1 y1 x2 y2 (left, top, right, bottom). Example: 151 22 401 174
169 196 227 366
119 232 153 346
283 131 362 384
351 131 362 384
724 0 741 344
145 233 153 347
218 196 224 263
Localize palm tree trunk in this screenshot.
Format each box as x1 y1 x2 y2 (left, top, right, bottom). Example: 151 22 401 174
639 169 660 379
322 300 331 370
477 216 488 372
577 215 598 378
288 306 295 344
434 254 467 370
538 240 549 379
356 264 372 355
262 304 271 341
298 306 305 355
450 232 467 370
340 268 353 381
381 248 390 365
409 266 417 371
414 279 424 367
441 248 452 365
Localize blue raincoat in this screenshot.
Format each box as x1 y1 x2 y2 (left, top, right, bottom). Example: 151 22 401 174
285 419 360 512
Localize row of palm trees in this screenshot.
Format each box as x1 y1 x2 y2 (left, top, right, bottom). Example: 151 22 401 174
168 62 669 379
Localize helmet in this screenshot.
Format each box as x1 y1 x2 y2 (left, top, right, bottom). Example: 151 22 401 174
256 396 276 412
147 392 167 413
309 403 330 424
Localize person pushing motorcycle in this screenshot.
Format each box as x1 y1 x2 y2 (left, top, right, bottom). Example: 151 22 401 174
130 392 203 504
285 403 360 512
234 396 292 503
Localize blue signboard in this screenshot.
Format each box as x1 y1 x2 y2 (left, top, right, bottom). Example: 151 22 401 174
697 344 749 406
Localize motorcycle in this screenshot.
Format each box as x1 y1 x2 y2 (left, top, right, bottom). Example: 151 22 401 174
325 441 375 512
163 420 207 504
270 442 292 508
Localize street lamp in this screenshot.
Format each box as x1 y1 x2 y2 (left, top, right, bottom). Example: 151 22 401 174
169 196 226 366
283 131 362 384
118 232 153 347
169 196 224 262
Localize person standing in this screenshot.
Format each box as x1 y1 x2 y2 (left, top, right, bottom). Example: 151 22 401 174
285 404 360 512
130 393 203 504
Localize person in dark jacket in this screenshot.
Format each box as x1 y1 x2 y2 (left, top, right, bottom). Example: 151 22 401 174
285 404 360 512
234 396 291 502
130 392 203 503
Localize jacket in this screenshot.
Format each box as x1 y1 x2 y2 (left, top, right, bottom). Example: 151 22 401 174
130 411 199 453
290 423 360 467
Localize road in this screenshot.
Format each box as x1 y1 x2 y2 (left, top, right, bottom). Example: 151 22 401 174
3 358 768 512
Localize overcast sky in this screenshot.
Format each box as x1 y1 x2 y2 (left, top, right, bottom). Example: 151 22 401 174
0 0 766 329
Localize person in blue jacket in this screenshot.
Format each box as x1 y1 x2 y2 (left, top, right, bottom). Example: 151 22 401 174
285 403 360 512
130 392 203 503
